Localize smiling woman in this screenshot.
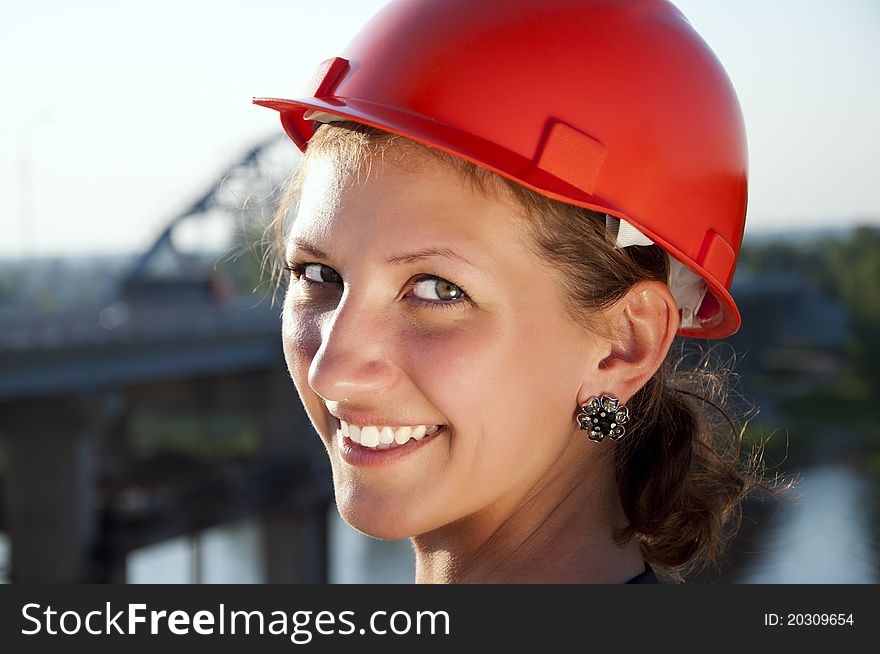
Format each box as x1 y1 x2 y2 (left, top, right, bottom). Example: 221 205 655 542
255 0 782 584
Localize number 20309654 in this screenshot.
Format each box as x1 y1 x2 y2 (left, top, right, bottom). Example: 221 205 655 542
763 613 854 627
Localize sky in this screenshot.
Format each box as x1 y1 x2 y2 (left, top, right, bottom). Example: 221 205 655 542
1 0 878 258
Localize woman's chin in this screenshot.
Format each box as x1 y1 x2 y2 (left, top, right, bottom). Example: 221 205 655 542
334 491 425 541
338 510 413 541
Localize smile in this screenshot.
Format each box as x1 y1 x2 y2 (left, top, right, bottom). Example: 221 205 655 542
338 419 444 450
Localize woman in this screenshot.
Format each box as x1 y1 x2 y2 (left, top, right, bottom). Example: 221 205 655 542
254 0 773 583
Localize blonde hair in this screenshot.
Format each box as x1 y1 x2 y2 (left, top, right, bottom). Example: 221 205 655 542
267 121 785 582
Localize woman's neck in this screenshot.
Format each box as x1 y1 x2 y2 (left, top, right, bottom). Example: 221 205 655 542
410 456 645 584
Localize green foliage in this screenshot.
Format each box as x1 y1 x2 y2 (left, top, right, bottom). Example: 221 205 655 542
864 447 880 475
817 226 880 396
129 411 260 462
739 239 824 282
741 226 880 398
736 227 880 470
819 226 880 325
777 377 877 425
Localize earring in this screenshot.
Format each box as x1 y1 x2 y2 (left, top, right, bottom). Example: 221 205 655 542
577 395 630 443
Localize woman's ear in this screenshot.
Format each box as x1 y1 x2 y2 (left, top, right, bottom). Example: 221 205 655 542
580 280 679 406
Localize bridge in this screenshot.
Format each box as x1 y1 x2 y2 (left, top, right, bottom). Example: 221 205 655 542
0 136 333 583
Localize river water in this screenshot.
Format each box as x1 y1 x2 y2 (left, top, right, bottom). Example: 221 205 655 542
733 463 879 583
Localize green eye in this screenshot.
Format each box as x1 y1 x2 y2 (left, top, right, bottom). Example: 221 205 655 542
412 277 467 302
303 263 342 283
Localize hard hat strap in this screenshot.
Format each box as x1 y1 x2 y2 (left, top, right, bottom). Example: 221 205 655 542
605 215 708 329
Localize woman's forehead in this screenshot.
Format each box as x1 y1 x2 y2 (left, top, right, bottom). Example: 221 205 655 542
291 146 528 248
298 145 524 219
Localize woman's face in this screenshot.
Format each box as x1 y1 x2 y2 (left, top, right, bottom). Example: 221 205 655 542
282 144 610 540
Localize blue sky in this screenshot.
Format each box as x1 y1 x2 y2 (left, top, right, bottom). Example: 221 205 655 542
1 0 878 257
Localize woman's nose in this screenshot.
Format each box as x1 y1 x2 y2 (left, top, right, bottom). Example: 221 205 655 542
307 293 400 401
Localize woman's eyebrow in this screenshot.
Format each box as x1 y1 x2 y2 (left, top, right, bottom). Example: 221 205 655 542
289 238 328 259
291 238 486 273
386 247 483 271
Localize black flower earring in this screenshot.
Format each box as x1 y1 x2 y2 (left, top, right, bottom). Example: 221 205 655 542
577 395 630 443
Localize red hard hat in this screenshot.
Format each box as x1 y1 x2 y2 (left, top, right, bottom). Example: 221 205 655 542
254 0 748 338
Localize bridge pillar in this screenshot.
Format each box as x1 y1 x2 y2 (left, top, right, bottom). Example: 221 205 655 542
0 396 104 583
263 507 328 583
258 369 330 583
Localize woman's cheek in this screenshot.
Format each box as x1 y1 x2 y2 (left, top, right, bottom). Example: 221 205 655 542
402 312 503 386
282 299 324 383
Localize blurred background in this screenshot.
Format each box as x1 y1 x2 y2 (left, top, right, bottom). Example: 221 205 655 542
0 0 878 583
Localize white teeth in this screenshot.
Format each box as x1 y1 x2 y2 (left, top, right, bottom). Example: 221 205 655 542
379 426 395 445
360 425 380 447
394 426 413 444
335 419 443 450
